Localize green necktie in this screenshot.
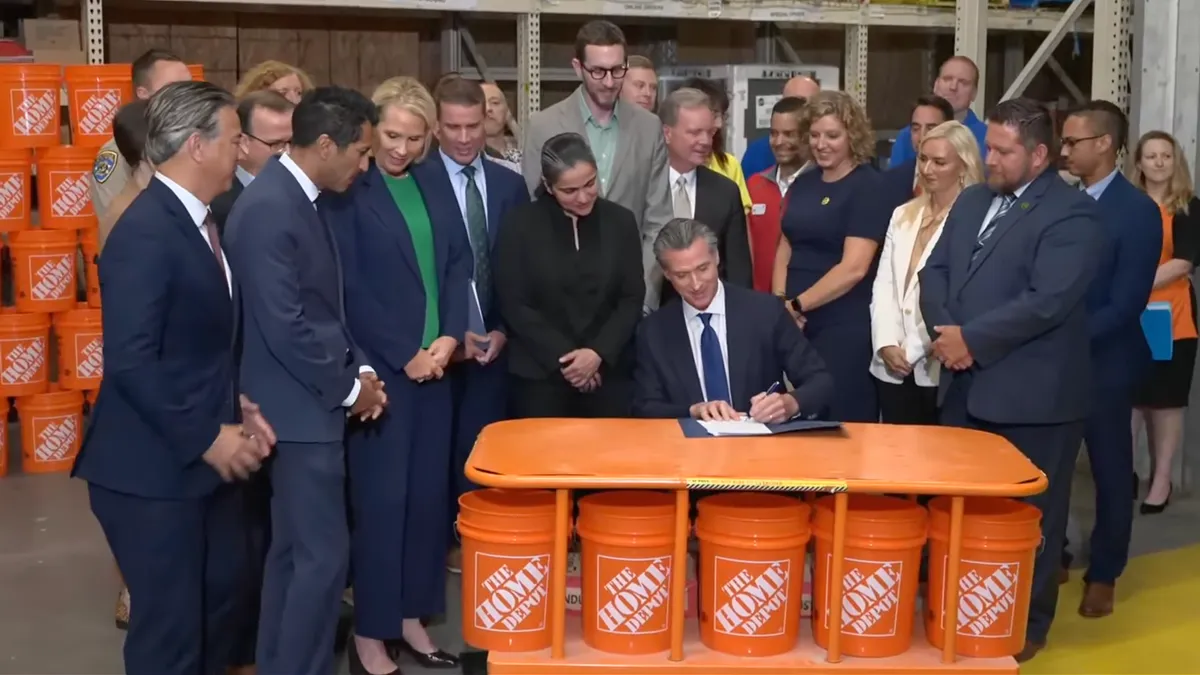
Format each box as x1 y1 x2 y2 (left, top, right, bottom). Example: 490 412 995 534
462 164 490 314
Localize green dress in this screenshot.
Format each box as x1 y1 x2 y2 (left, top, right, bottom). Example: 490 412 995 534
382 173 440 348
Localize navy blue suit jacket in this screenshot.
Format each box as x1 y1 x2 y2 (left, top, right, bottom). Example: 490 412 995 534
883 158 917 211
409 157 529 333
919 170 1106 425
324 164 471 376
1085 172 1162 390
225 158 368 444
632 284 833 419
73 178 236 499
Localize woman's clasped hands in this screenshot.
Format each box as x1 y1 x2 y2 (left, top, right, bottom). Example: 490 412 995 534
560 348 602 392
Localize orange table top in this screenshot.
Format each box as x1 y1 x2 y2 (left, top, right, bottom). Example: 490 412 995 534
466 419 1047 497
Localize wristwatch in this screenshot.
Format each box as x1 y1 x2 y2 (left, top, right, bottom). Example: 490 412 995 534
788 296 804 315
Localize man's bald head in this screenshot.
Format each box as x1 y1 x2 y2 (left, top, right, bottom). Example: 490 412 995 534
783 76 820 99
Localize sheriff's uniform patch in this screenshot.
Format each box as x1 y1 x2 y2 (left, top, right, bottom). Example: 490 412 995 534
93 150 118 184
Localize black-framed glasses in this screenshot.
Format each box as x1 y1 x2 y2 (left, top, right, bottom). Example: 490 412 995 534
1061 134 1102 149
247 133 291 154
582 63 628 81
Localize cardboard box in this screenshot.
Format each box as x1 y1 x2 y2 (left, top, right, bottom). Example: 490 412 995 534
32 50 87 65
20 19 81 51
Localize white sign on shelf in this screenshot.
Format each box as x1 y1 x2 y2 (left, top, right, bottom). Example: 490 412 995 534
602 0 687 16
749 4 812 22
392 0 479 10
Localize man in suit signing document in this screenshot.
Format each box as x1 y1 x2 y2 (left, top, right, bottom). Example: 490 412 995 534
633 218 833 421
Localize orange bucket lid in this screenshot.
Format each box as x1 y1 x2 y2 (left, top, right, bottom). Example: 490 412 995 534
813 494 928 541
18 388 85 409
10 228 79 246
696 492 810 539
55 305 101 325
0 148 33 163
0 307 51 329
578 490 675 538
459 488 557 533
927 496 1042 541
35 145 97 163
63 64 130 80
0 64 62 80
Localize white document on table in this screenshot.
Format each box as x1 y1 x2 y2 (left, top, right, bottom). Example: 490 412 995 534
697 419 772 436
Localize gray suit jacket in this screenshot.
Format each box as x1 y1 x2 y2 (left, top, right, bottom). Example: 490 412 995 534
521 87 673 310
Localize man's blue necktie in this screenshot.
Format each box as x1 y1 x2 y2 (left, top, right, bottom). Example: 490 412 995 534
699 313 731 404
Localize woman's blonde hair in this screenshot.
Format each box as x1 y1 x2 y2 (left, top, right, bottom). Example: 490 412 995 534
234 60 314 99
1131 130 1194 214
896 121 985 224
371 76 436 163
799 90 875 166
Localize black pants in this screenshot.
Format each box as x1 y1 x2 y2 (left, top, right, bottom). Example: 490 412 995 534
509 374 633 419
876 375 939 424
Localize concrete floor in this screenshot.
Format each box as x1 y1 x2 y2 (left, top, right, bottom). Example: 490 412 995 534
0 443 1196 674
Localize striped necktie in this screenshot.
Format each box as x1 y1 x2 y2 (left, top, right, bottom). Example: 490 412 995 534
972 194 1016 262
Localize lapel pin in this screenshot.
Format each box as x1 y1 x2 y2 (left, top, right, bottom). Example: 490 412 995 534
821 197 830 205
1021 202 1030 209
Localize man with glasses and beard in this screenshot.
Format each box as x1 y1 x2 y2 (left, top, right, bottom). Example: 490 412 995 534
521 20 673 314
210 90 295 233
919 97 1105 663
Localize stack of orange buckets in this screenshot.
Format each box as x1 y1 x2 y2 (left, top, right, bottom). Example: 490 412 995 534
0 62 123 477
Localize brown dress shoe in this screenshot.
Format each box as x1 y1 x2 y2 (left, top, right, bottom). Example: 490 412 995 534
1015 640 1046 663
1079 582 1115 618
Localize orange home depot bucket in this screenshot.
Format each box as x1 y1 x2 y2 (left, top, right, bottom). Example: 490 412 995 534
19 388 84 474
925 497 1041 658
0 64 63 149
63 65 132 148
54 305 103 391
0 396 8 477
188 64 205 81
0 309 51 398
0 149 34 232
36 145 96 230
80 228 100 307
577 491 677 655
695 492 810 657
458 489 558 652
11 229 79 313
812 494 928 658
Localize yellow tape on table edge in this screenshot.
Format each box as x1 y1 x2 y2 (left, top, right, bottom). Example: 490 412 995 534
685 478 849 493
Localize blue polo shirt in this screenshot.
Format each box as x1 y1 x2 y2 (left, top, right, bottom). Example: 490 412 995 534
888 109 989 168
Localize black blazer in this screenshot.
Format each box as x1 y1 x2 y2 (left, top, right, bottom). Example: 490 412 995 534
209 178 244 238
495 192 646 381
633 283 833 418
662 165 753 304
73 178 236 499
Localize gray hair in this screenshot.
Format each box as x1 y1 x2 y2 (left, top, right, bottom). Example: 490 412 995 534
145 81 235 165
653 217 718 265
658 87 711 128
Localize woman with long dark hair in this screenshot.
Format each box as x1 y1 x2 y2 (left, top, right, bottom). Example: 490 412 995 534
495 132 645 417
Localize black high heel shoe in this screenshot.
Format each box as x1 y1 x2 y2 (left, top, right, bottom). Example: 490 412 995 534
388 639 460 669
348 636 401 675
1140 485 1172 515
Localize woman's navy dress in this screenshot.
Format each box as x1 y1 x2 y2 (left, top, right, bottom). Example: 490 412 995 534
781 164 889 422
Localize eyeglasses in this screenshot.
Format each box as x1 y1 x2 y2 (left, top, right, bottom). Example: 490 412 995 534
582 63 628 81
247 133 291 154
1061 134 1102 149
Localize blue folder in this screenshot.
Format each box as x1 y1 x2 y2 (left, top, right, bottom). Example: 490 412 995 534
1141 301 1173 361
678 418 843 438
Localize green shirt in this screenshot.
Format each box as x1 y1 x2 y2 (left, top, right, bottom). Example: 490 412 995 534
578 92 619 196
382 173 440 348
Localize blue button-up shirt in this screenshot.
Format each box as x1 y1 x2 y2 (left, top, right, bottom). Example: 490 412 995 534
439 149 489 247
1081 168 1119 201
